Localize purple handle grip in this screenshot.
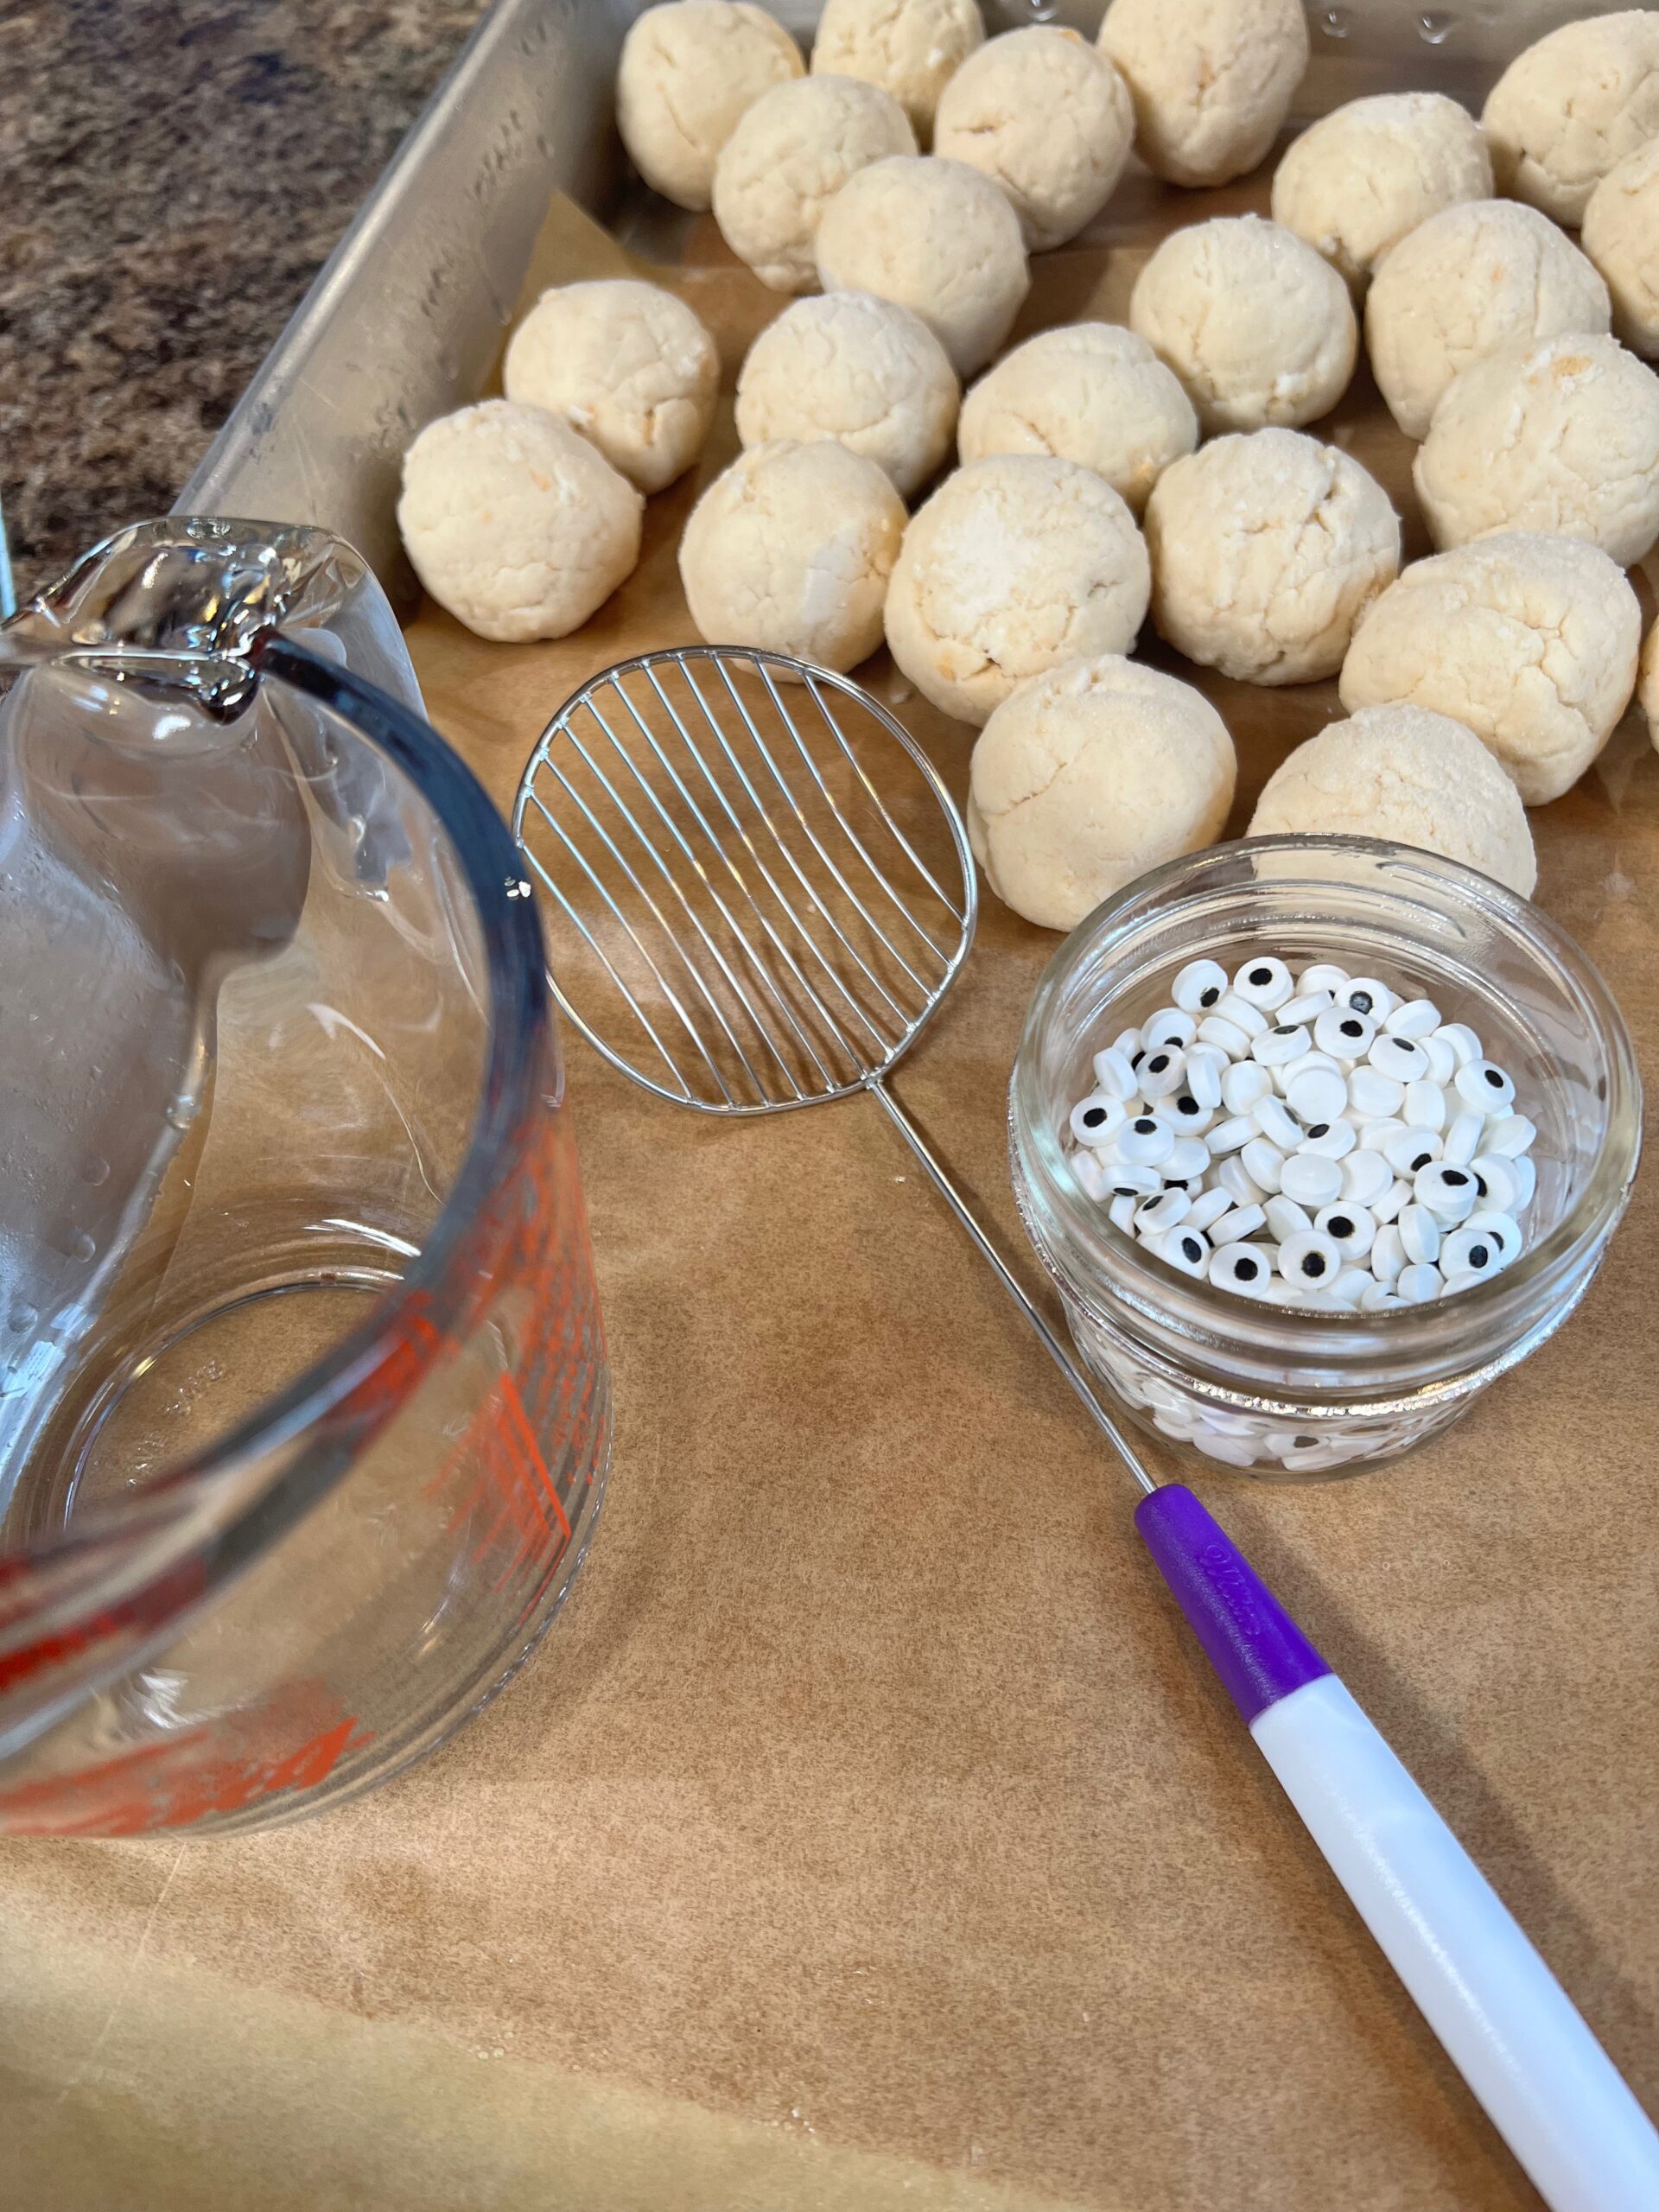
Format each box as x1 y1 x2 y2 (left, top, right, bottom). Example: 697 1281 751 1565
1135 1484 1330 1725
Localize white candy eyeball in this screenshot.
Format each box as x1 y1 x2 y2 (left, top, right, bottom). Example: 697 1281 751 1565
1313 1007 1376 1060
1214 993 1269 1037
1091 1045 1138 1098
1167 1087 1217 1134
1118 1113 1175 1166
1398 1202 1441 1266
1266 1194 1313 1241
1331 1266 1373 1306
1158 1225 1213 1277
1314 1203 1375 1262
1420 1033 1457 1086
1166 1135 1212 1181
1395 1262 1443 1303
1196 1014 1250 1058
1347 1065 1404 1119
1278 1149 1344 1209
1281 988 1334 1025
1300 1117 1357 1159
1382 1123 1442 1177
1359 1281 1404 1312
1252 1021 1311 1067
1071 1093 1126 1145
1210 1202 1267 1245
1297 962 1351 996
1279 1229 1342 1291
1218 1156 1265 1207
1142 1006 1198 1051
1369 1032 1430 1083
1433 1022 1481 1068
1073 1151 1109 1200
1136 1188 1191 1235
1110 1027 1142 1057
1440 1270 1484 1298
1370 1177 1411 1224
1140 1045 1187 1097
1210 1240 1274 1294
1414 1160 1479 1223
1231 957 1294 1009
1285 1064 1348 1126
1442 1109 1484 1167
1337 976 1395 1020
1462 1209 1522 1268
1469 1154 1520 1215
1206 1114 1255 1155
1106 1161 1162 1197
1371 1223 1405 1281
1455 1058 1516 1114
1357 1114 1403 1152
1251 1095 1302 1150
1440 1224 1505 1278
1403 1078 1448 1132
1221 1058 1273 1114
1182 1055 1224 1112
1109 1192 1139 1231
1241 1136 1286 1193
1510 1154 1537 1211
1340 1148 1395 1208
1172 958 1229 1014
1185 1185 1235 1232
1383 997 1440 1039
1484 1113 1536 1159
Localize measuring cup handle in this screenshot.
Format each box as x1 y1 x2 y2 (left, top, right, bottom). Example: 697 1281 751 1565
1137 1484 1659 2212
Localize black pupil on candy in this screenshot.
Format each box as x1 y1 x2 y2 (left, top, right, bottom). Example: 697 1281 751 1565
1340 1020 1363 1038
1135 1118 1157 1133
1485 1069 1503 1088
1181 1239 1202 1262
1490 1226 1508 1248
1306 1123 1329 1139
1300 1254 1326 1278
1178 1096 1198 1114
1115 1185 1137 1197
1083 1108 1107 1128
1412 1152 1432 1171
1470 1244 1491 1268
1132 1052 1144 1069
1475 1174 1488 1197
1350 992 1373 1014
1443 1170 1469 1186
1235 1256 1259 1281
1200 988 1219 1006
1149 1054 1168 1072
1274 1024 1297 1036
1249 968 1272 986
1327 1217 1353 1238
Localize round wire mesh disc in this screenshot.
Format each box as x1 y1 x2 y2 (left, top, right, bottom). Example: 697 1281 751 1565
512 647 976 1114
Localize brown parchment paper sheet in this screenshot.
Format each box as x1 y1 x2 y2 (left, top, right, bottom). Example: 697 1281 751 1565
5 73 1659 2212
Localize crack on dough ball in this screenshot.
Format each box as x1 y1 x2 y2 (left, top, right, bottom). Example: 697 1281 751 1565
1249 702 1536 897
957 323 1197 516
678 439 905 671
1129 215 1357 434
969 655 1236 931
1269 92 1492 291
885 454 1152 727
397 402 642 645
1413 330 1659 568
502 281 718 495
932 27 1133 253
1145 428 1400 686
1481 9 1659 228
1582 137 1659 359
1338 532 1643 805
815 155 1029 377
734 292 958 499
810 0 985 144
1098 0 1307 188
1365 199 1611 441
617 1 803 213
713 73 915 293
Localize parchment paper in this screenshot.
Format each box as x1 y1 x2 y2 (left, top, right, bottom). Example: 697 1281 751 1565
5 74 1658 2212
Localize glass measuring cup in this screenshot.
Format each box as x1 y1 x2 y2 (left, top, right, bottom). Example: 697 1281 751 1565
0 520 610 1836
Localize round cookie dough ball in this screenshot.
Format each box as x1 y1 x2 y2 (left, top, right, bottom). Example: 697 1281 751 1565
1414 331 1659 568
678 439 905 671
932 28 1133 253
713 73 915 293
1128 215 1357 434
815 156 1028 378
1582 137 1659 358
1481 9 1659 228
398 402 642 645
957 323 1197 516
1338 533 1643 805
969 657 1236 931
617 2 804 212
1249 704 1537 898
810 0 984 144
1640 617 1659 751
734 291 958 499
885 455 1151 726
1098 0 1307 189
1146 429 1400 685
502 280 717 495
1269 92 1492 292
1365 200 1611 441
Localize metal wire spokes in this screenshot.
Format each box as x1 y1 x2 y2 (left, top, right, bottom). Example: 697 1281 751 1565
512 647 976 1114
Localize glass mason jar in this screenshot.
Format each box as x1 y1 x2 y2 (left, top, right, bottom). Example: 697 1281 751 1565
1010 839 1642 1478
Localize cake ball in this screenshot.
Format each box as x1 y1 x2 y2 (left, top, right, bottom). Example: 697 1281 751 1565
1339 534 1643 804
397 402 642 644
1145 429 1400 685
678 440 905 671
1249 704 1537 898
502 280 718 495
1128 215 1357 434
1097 0 1307 188
957 323 1197 516
1414 331 1659 568
617 1 804 212
969 657 1236 931
1365 200 1611 440
735 292 958 498
810 0 984 143
1269 92 1492 291
815 156 1028 377
885 455 1151 726
1481 9 1659 227
932 28 1132 252
713 73 915 293
1639 617 1659 752
1582 137 1659 358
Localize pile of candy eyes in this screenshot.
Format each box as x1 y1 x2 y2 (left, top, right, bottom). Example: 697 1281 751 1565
1066 957 1539 1310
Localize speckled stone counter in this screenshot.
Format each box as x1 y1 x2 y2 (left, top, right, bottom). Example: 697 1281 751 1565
0 0 481 600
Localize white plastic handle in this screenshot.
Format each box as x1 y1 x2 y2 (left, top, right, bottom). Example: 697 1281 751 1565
1251 1675 1659 2212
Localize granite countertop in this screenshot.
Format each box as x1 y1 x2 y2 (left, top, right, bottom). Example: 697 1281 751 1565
0 0 483 602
